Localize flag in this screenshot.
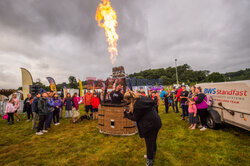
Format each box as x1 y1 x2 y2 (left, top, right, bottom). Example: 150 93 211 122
21 68 33 98
79 79 83 97
46 77 57 92
64 86 68 98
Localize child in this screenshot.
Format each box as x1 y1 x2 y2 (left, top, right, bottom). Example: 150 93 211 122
72 93 80 123
188 98 197 130
64 93 73 118
52 93 61 126
5 98 15 125
91 93 100 120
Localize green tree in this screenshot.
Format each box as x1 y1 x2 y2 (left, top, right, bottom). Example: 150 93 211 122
207 72 225 82
68 76 78 89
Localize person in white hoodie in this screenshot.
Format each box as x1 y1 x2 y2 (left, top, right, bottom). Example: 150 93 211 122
12 93 21 122
5 98 15 125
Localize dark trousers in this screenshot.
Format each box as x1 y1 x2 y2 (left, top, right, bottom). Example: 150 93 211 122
197 109 208 127
7 113 14 123
174 100 179 113
37 115 46 132
144 129 160 160
53 108 59 124
181 104 189 118
165 103 169 113
170 103 175 112
27 109 33 120
45 112 53 129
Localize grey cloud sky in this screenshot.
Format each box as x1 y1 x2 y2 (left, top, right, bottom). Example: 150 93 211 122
0 0 249 88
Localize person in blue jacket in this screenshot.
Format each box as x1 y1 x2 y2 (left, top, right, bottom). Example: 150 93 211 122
52 93 61 125
45 91 55 130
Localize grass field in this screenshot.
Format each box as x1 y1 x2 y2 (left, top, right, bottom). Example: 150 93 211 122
0 103 249 166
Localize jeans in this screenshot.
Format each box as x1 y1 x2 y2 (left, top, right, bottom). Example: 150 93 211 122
32 112 39 128
7 113 14 123
181 104 189 118
144 128 160 160
37 115 46 132
45 112 53 129
59 108 63 118
27 109 33 120
53 108 60 124
174 100 179 113
65 110 72 118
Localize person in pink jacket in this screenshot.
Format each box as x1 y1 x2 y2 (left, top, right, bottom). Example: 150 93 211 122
12 93 21 122
188 98 198 130
72 93 80 123
5 98 15 125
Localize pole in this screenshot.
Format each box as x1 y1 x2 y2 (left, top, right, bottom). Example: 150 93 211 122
175 59 179 85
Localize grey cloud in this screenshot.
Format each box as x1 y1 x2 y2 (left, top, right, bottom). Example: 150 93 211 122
0 0 249 88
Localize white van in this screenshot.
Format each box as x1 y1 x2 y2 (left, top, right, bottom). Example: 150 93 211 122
196 80 250 131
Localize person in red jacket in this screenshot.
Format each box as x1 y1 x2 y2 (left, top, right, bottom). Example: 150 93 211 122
175 86 183 114
91 93 100 120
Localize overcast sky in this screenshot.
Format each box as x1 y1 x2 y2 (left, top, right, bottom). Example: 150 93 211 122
0 0 249 88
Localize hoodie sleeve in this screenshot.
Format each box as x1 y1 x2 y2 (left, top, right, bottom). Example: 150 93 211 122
124 111 137 121
47 99 54 107
195 93 206 104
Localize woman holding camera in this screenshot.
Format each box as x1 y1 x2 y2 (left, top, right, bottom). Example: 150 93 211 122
124 90 162 166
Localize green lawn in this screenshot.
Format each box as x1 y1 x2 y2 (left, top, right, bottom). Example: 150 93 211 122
0 103 249 166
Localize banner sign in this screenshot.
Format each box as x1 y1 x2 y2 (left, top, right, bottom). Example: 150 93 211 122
46 77 57 92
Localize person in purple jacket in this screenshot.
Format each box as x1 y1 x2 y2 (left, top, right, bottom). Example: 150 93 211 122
52 93 61 126
194 86 208 131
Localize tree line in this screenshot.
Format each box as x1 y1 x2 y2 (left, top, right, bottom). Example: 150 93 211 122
128 64 249 85
17 64 249 90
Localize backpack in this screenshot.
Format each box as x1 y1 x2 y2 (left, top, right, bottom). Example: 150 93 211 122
203 95 213 107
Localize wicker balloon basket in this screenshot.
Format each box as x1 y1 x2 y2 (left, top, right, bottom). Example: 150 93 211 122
98 102 138 136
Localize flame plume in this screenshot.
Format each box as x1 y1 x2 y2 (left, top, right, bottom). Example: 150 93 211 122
96 0 118 64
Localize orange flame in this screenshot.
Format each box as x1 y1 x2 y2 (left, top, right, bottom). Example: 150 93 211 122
96 0 118 64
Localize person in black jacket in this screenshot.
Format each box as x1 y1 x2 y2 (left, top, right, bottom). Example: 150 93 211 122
180 85 189 120
163 92 169 113
23 93 33 121
32 92 41 129
124 91 162 166
110 85 124 104
152 91 158 113
64 93 74 118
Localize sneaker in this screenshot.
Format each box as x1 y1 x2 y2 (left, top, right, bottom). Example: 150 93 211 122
36 132 44 135
42 130 48 133
57 123 60 125
198 125 202 129
17 118 20 122
54 123 58 126
26 119 30 122
200 127 207 131
191 127 196 130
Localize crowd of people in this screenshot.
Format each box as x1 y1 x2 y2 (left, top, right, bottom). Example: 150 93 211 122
4 84 210 132
3 84 211 166
162 85 210 131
